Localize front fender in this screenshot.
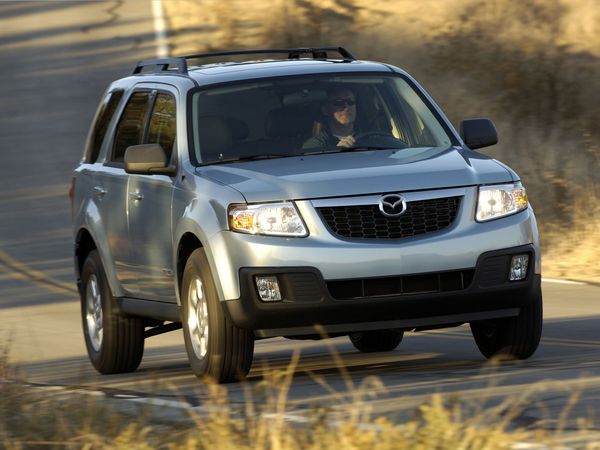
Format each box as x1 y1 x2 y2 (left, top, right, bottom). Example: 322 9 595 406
172 178 246 305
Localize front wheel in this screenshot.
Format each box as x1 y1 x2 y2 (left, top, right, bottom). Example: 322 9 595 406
470 287 543 360
349 329 404 353
181 249 254 383
80 250 144 374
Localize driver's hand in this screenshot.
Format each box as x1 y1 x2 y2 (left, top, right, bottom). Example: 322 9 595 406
337 135 355 148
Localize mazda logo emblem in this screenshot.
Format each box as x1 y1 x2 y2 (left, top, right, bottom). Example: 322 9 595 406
378 194 407 217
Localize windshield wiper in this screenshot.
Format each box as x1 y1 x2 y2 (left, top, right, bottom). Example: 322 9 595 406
302 146 394 155
199 153 296 166
199 146 396 165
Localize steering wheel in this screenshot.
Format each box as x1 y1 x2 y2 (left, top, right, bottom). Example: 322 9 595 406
353 131 406 148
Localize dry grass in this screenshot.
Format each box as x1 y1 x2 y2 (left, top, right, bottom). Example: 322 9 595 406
161 0 600 281
540 183 600 282
3 341 600 449
0 347 554 450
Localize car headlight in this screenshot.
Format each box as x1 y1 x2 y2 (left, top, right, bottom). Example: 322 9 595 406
476 183 528 222
228 202 308 237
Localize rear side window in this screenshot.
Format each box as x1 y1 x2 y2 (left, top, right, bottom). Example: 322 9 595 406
111 91 151 162
147 93 176 161
84 89 124 163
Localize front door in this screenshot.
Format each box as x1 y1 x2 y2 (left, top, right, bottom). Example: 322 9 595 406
99 89 153 295
127 90 178 302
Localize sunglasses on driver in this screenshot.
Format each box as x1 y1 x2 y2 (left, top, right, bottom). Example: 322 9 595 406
329 98 356 107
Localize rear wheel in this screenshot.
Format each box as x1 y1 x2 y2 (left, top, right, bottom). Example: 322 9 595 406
349 329 404 353
181 249 254 383
80 250 144 374
470 287 543 359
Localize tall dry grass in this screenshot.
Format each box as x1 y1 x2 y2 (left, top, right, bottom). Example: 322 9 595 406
0 345 572 450
4 338 600 449
417 0 600 281
162 0 600 280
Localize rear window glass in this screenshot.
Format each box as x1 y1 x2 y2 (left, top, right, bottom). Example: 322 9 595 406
84 89 124 163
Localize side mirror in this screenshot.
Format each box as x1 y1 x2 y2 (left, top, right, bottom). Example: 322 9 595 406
124 144 176 176
459 118 498 150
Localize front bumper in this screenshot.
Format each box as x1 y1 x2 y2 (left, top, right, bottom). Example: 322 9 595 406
223 244 540 337
207 189 539 302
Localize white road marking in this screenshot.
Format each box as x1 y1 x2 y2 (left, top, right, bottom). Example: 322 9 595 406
542 278 586 286
151 0 169 58
262 413 311 424
510 444 554 450
129 396 196 410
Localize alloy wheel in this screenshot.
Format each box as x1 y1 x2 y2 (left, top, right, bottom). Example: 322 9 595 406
85 274 103 351
188 276 209 360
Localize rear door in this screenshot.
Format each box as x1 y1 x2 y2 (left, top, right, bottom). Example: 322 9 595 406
126 86 178 302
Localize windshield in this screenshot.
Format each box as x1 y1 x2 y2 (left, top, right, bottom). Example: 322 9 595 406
190 74 454 165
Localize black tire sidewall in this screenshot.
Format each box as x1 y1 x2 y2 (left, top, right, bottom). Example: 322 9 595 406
80 250 113 370
349 329 404 352
181 248 254 382
181 249 223 377
470 317 513 359
80 250 144 374
470 286 543 359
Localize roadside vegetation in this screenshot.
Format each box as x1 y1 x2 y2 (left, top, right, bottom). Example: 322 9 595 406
1 346 586 450
163 0 600 282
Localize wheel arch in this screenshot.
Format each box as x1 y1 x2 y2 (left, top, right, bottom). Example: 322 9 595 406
75 227 98 293
176 232 203 305
75 227 123 299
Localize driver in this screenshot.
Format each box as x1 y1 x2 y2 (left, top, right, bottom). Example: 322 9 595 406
302 87 358 149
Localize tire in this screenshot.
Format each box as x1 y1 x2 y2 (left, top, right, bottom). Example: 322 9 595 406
349 329 404 353
80 250 144 374
181 248 254 383
470 287 543 360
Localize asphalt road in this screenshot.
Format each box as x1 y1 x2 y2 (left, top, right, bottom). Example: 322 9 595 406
1 1 600 447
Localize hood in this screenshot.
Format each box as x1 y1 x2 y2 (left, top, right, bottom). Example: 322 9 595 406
197 147 515 203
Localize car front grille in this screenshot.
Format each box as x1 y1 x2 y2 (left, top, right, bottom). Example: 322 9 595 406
317 196 461 240
327 269 475 300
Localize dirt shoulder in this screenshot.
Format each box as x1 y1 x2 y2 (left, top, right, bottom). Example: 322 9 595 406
542 223 600 284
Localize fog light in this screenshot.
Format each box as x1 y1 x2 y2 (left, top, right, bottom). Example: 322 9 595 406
509 255 529 281
255 276 282 302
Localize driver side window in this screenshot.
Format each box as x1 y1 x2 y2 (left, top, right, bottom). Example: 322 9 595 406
112 91 151 163
147 92 177 162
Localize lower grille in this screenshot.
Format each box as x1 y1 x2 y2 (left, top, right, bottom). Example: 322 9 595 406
327 269 475 300
317 196 460 240
477 255 511 287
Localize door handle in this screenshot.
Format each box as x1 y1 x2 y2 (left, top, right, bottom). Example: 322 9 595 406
129 191 144 201
93 186 106 197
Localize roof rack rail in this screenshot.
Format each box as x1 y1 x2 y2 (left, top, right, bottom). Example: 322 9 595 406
132 47 356 75
181 47 356 62
132 57 188 75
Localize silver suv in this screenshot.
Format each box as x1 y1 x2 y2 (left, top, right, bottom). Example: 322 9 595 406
71 47 542 383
